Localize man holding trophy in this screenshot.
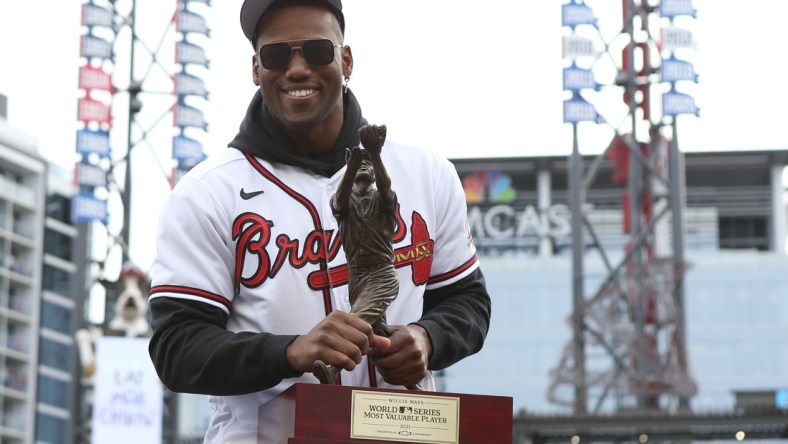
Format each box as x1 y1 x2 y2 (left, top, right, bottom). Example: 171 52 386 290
148 0 492 440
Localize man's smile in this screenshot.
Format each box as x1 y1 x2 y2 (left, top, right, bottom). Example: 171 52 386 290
286 88 316 97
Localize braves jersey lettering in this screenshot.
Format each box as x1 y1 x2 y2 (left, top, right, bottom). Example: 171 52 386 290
232 213 274 293
233 203 433 292
392 203 406 243
271 230 341 272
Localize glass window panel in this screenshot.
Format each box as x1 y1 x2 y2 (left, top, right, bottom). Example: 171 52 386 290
36 375 69 409
35 412 68 443
39 337 74 372
44 228 74 261
43 264 74 298
41 301 73 335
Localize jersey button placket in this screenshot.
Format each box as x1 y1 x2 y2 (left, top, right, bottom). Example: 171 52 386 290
322 181 349 310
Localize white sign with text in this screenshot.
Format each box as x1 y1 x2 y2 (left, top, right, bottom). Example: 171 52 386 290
92 337 163 444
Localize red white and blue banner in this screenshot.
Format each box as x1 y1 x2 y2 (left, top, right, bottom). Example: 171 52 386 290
171 0 211 187
73 0 117 224
659 0 700 118
561 0 600 125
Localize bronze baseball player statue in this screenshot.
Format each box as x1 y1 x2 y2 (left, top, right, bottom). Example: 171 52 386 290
314 124 420 390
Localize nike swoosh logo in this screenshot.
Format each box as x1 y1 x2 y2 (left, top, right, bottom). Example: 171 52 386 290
240 188 265 200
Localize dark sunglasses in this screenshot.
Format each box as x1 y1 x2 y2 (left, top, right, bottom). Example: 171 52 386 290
259 39 341 71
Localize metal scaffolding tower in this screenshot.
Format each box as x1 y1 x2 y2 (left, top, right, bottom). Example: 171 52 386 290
551 0 698 415
75 0 210 442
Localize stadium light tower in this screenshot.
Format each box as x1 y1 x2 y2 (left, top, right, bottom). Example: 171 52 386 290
74 0 211 441
553 0 698 414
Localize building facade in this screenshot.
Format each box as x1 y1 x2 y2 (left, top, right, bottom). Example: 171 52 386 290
36 166 81 444
443 150 788 414
0 103 85 444
0 117 47 443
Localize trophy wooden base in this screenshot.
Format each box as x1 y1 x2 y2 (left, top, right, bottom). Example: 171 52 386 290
258 383 512 444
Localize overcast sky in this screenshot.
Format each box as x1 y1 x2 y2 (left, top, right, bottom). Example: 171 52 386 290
1 0 786 274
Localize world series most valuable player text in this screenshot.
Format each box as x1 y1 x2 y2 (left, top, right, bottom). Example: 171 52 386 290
364 404 448 424
351 391 459 443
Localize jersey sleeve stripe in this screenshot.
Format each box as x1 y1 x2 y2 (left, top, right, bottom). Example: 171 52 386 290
427 254 479 286
149 285 232 314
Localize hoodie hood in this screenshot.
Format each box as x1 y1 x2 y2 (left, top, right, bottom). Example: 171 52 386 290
228 89 367 178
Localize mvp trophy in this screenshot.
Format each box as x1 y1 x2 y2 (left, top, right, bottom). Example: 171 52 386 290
312 124 420 390
259 125 512 444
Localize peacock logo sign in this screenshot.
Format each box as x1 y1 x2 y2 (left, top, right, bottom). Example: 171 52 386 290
461 171 572 243
463 171 516 203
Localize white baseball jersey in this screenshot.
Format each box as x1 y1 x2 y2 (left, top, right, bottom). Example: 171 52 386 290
150 142 478 442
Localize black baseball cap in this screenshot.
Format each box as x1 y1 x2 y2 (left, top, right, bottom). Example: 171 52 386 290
240 0 345 43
